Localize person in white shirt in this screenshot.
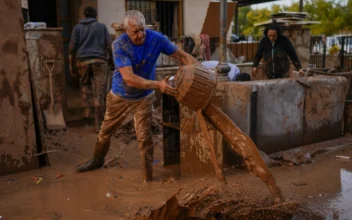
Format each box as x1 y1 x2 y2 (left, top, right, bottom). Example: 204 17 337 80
201 60 251 81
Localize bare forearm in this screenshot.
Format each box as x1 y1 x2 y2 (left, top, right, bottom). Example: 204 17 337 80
170 48 198 65
125 74 160 90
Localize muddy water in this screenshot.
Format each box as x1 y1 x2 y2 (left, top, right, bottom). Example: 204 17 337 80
328 168 352 218
204 103 283 202
1 124 352 219
173 65 283 202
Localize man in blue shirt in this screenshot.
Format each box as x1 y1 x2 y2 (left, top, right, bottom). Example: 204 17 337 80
77 10 197 182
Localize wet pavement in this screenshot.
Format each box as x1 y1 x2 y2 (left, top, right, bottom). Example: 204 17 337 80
328 168 352 219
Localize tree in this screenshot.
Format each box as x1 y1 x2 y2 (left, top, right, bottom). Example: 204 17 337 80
236 3 299 36
304 0 347 35
234 0 352 36
234 6 250 34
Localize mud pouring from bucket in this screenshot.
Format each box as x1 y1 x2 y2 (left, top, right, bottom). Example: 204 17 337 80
171 64 283 203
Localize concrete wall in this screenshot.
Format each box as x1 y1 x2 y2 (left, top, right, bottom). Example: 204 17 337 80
25 29 65 137
98 0 125 34
184 0 211 36
254 79 305 153
223 77 347 153
303 76 347 144
284 28 311 71
97 0 233 37
184 0 233 37
21 0 28 9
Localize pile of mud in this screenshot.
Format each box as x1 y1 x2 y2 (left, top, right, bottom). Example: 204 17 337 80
114 107 162 144
135 185 322 220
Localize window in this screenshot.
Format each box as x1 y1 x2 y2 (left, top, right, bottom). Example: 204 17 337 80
126 0 183 37
126 0 154 25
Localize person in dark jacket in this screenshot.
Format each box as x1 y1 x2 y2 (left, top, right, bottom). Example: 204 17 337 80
69 6 112 132
252 21 304 79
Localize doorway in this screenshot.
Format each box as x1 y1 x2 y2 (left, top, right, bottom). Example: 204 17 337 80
28 0 58 27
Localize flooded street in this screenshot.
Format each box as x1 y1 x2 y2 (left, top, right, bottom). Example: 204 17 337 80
0 125 352 219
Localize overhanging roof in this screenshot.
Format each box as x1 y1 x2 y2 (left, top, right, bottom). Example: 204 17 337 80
235 0 279 7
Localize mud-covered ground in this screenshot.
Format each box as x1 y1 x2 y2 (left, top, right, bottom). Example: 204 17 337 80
0 118 352 219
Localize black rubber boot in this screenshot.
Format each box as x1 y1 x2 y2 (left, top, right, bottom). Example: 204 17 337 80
77 140 110 172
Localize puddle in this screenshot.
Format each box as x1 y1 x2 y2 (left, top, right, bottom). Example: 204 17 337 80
329 168 352 219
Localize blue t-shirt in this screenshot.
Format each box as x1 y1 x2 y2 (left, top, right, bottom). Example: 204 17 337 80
112 29 178 99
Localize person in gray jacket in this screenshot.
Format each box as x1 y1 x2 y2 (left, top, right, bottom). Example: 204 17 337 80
69 6 112 132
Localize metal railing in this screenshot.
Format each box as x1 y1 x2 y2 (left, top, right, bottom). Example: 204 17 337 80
309 35 352 71
157 36 261 67
309 36 326 68
340 36 352 71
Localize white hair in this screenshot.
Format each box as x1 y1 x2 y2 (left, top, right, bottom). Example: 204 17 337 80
123 10 146 29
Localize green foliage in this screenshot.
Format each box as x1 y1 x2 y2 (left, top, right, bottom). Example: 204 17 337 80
304 0 344 35
234 3 300 36
234 0 352 36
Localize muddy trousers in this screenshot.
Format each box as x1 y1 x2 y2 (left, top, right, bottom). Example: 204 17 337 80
77 62 108 131
96 91 154 182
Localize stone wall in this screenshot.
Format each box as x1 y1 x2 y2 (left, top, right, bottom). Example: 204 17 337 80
283 27 311 72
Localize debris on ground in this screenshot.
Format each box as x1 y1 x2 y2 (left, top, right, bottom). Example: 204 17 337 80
162 177 176 184
104 144 127 168
152 160 160 164
56 173 64 179
106 193 118 199
335 155 351 160
34 150 59 156
259 150 281 167
269 136 352 166
36 177 43 185
292 181 308 186
135 185 323 220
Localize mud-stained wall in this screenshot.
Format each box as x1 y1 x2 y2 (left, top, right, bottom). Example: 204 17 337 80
0 0 38 175
254 79 305 153
25 29 66 121
303 76 347 144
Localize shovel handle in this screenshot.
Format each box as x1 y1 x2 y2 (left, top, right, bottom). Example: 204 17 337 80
45 61 55 110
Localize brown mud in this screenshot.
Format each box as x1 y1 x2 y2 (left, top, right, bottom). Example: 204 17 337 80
173 65 282 202
0 120 352 219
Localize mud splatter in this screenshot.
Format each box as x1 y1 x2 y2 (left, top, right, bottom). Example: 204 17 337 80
135 186 322 220
19 17 24 31
18 100 31 116
4 0 16 9
13 73 22 97
0 154 21 176
2 38 18 55
174 65 283 202
38 35 62 59
0 75 15 107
